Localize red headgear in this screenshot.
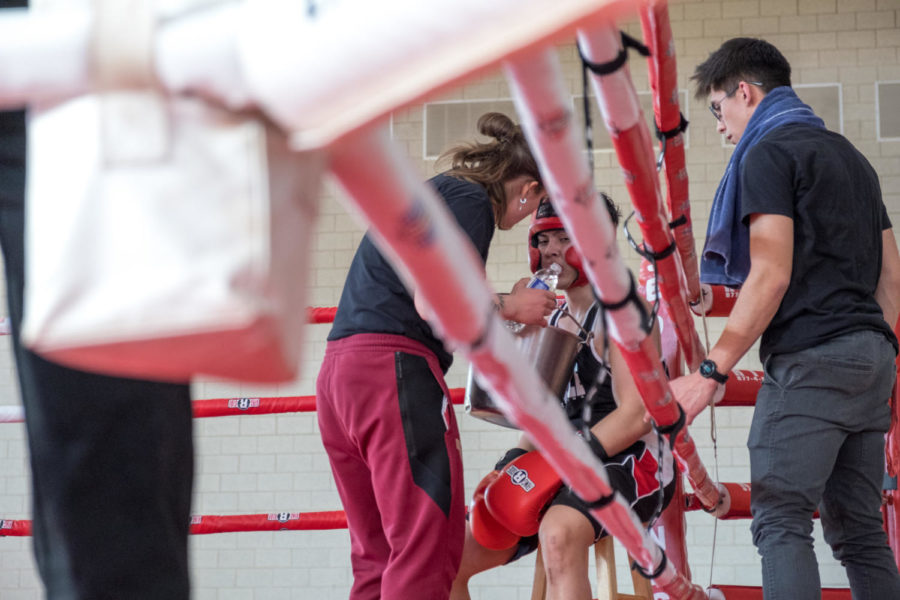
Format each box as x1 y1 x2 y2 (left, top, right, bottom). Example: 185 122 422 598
528 199 589 288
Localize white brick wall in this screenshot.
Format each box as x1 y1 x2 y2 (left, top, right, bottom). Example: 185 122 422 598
3 0 900 597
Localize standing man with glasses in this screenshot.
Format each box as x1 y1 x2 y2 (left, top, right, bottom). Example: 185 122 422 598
671 37 900 599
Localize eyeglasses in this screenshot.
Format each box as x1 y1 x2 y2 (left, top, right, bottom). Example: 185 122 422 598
708 81 763 121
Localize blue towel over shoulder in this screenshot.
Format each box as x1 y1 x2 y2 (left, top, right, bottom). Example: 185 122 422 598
701 86 825 287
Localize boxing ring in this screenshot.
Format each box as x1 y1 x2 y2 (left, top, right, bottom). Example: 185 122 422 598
2 0 900 598
3 305 894 599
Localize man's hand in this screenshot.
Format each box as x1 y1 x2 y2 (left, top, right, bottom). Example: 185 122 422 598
669 371 725 425
499 278 556 326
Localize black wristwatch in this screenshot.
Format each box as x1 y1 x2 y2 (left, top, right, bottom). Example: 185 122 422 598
699 359 729 384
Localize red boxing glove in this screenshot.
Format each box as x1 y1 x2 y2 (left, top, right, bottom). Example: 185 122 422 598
469 470 519 550
484 451 563 537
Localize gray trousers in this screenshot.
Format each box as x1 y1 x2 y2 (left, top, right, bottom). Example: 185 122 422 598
749 330 900 600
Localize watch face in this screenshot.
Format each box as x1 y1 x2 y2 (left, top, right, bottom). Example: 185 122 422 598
699 359 727 383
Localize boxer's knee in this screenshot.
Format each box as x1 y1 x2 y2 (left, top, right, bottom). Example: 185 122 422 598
538 505 594 576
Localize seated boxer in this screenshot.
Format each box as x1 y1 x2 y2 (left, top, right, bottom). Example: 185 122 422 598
450 196 676 600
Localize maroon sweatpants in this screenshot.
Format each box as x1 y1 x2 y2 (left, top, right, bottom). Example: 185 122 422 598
316 333 465 599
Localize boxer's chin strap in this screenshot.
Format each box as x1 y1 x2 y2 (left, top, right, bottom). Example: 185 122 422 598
596 270 653 335
632 548 668 580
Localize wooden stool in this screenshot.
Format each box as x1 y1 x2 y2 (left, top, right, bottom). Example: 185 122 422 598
530 536 652 600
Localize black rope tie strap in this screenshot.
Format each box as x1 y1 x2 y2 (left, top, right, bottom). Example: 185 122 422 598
653 112 689 171
668 214 687 229
578 32 649 173
645 239 677 262
623 211 677 264
597 270 638 311
655 112 689 142
574 432 616 510
655 406 720 516
578 32 650 77
596 271 653 335
632 549 668 580
654 402 686 442
584 490 617 511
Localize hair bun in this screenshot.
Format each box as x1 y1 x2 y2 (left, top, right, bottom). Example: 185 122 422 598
477 112 518 143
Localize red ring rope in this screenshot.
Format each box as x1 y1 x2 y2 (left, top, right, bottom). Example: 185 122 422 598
1 511 348 537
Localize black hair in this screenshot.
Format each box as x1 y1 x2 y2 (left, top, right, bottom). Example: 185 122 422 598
600 192 621 228
532 191 620 243
691 37 791 100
